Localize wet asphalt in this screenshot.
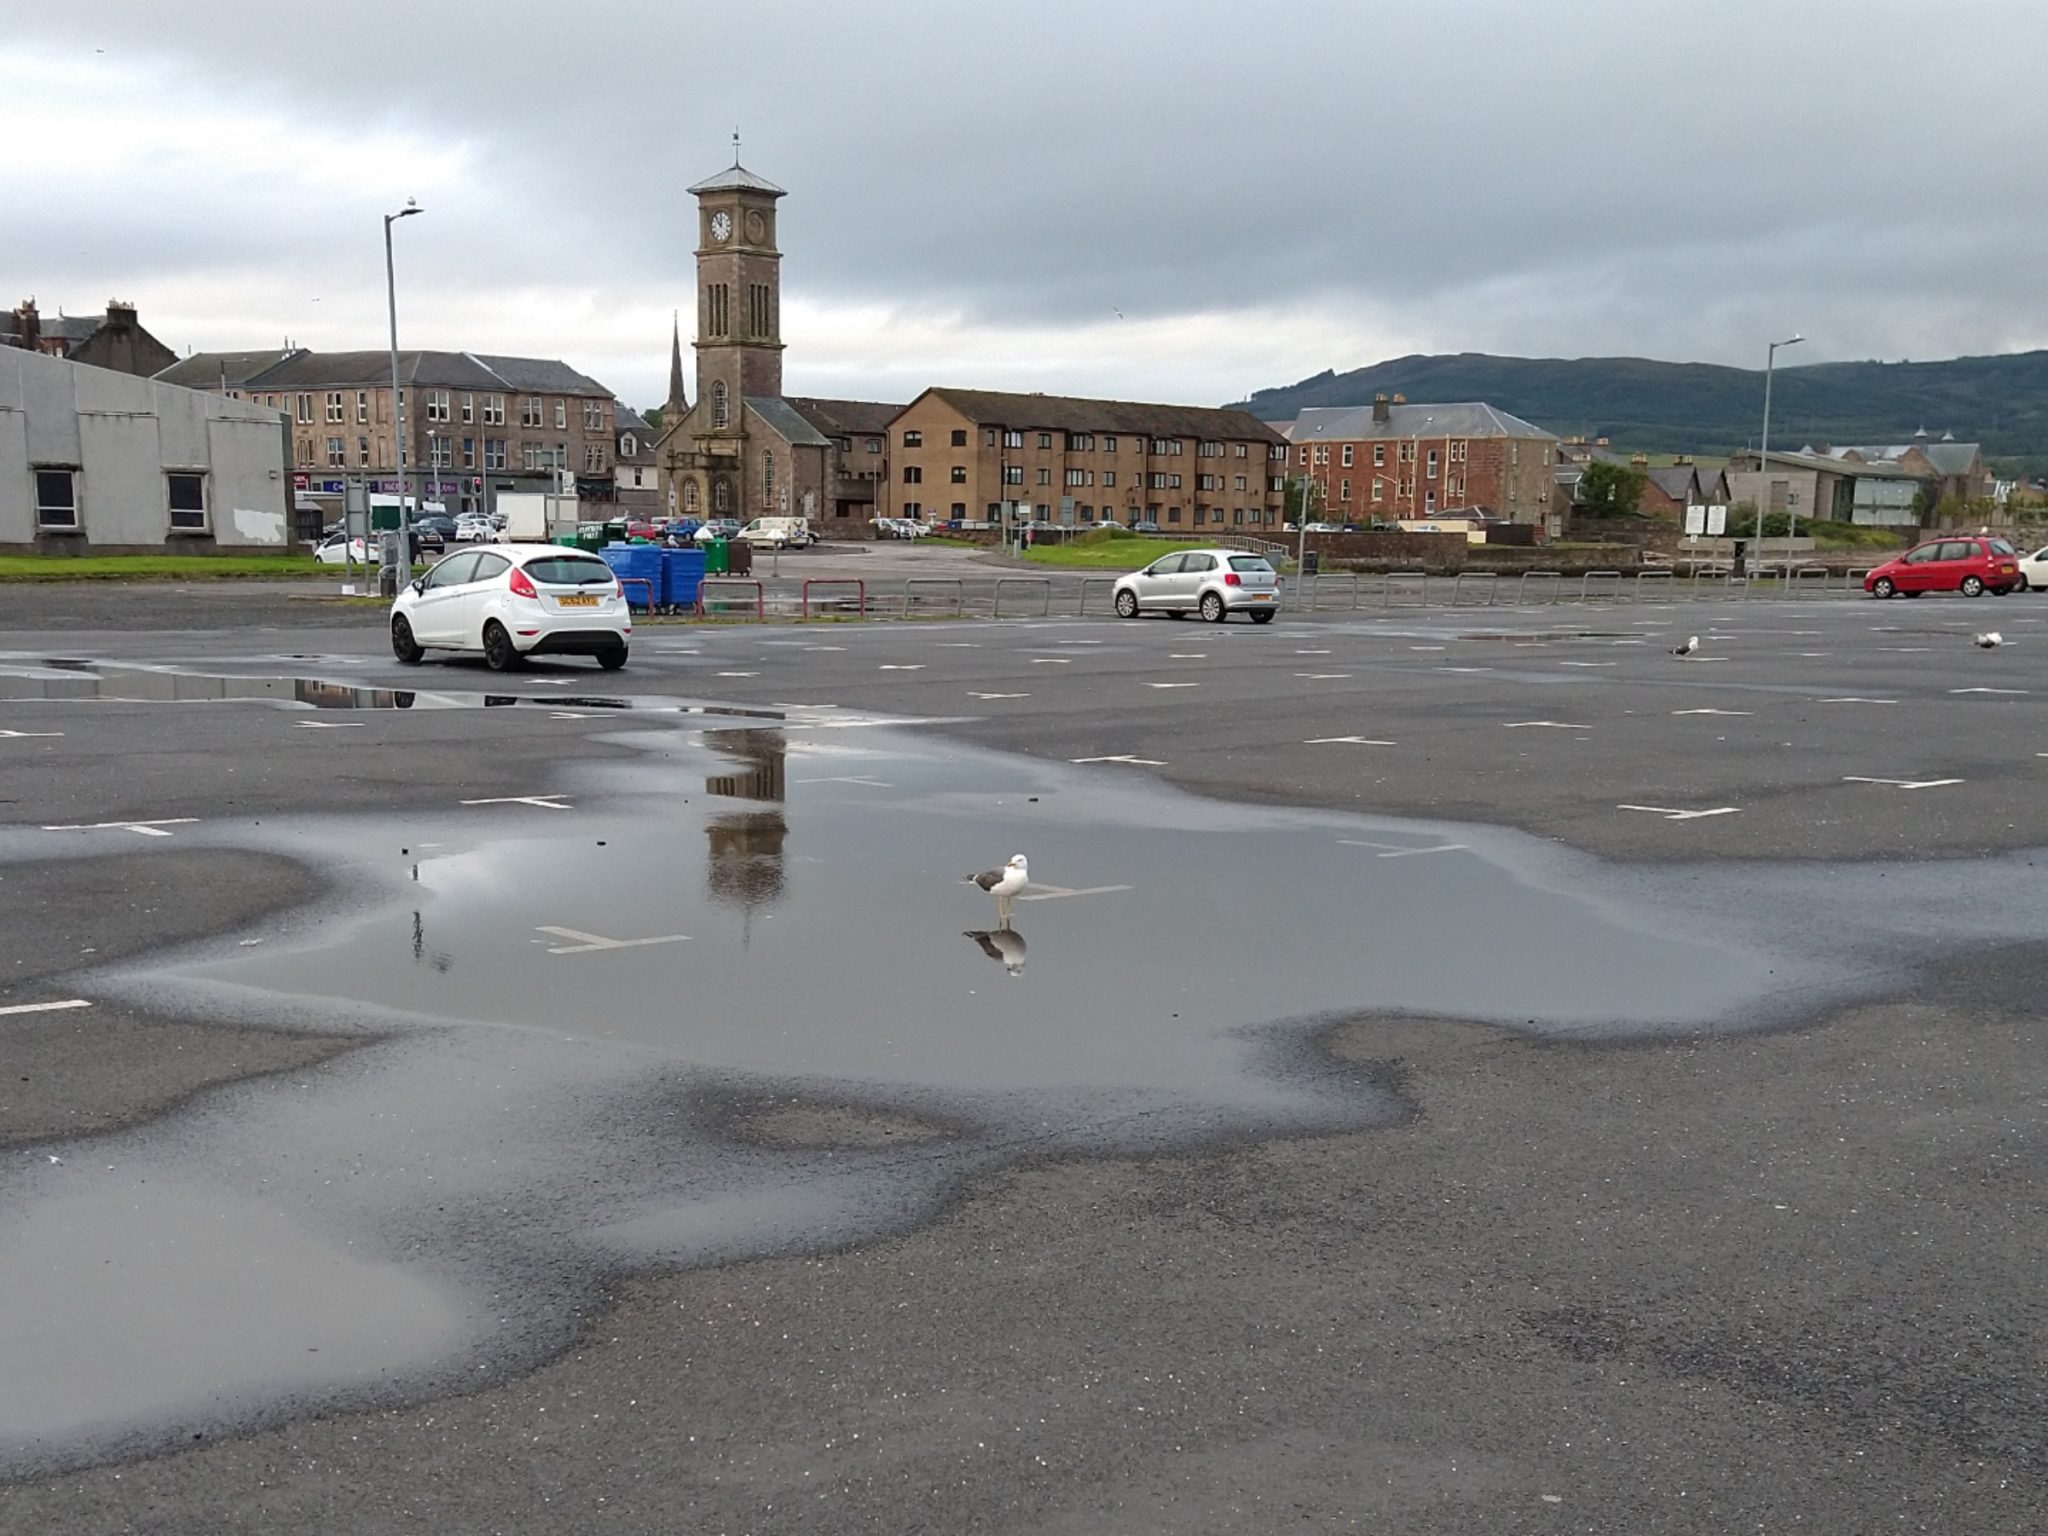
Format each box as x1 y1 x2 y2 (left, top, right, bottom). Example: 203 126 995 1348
0 590 2043 1533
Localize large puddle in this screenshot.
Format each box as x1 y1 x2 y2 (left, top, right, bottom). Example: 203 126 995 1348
2 709 2043 1474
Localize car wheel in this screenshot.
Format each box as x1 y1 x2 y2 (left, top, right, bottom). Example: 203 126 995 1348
391 615 425 664
1200 592 1226 622
1871 577 1895 598
1250 609 1275 624
1114 589 1139 619
482 620 522 672
1960 575 1985 597
597 644 628 671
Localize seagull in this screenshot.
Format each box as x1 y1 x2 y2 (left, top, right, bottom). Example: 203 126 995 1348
1973 631 2004 648
964 927 1028 976
966 853 1029 927
1672 635 1700 657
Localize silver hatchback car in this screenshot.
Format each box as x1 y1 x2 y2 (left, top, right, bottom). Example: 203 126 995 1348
1112 548 1281 623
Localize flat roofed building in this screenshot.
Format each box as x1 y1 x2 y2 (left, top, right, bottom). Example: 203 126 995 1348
886 388 1288 531
1288 394 1560 531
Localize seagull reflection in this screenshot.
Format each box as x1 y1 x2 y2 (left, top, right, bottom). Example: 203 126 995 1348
964 927 1028 977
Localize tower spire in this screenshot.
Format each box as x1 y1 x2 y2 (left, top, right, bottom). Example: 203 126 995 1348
732 126 741 166
665 310 688 422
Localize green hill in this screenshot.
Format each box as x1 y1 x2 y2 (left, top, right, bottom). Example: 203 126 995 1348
1232 352 2048 469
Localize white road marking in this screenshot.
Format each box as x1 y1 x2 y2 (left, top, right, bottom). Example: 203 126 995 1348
1146 682 1199 688
461 794 571 810
1294 649 1332 655
1337 839 1469 858
1949 687 2028 695
1016 883 1134 902
1558 661 1616 668
968 691 1030 700
877 664 926 671
1435 666 1495 674
1672 708 1753 716
1306 736 1395 745
0 729 63 738
292 720 364 729
937 643 981 648
0 999 92 1018
1168 653 1207 659
41 818 199 837
716 671 758 677
1819 697 1897 705
794 775 893 787
802 645 847 652
1617 804 1742 821
535 926 691 956
1030 657 1074 665
1072 754 1165 766
1504 721 1592 730
1842 776 1964 790
548 712 607 720
1878 647 1931 653
1794 652 1832 657
1295 673 1352 680
1408 646 1447 651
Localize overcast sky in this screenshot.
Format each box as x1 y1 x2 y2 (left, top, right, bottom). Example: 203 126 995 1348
8 1 2044 411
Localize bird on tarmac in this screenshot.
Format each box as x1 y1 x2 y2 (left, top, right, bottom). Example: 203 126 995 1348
966 853 1029 928
1974 631 2005 648
964 927 1028 976
1672 635 1700 657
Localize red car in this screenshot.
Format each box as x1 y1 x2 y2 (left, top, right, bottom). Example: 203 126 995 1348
1864 536 2021 598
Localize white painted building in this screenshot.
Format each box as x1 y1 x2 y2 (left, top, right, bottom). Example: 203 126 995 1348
1 347 291 551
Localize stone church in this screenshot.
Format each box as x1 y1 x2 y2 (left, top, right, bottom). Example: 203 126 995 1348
654 159 897 530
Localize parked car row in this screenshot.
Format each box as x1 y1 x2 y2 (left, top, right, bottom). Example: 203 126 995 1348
872 517 933 539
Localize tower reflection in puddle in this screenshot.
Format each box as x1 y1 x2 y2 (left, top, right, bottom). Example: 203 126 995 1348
703 730 787 943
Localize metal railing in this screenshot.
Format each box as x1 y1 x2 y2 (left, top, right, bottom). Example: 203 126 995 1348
616 577 657 613
1516 570 1563 605
696 578 765 620
800 577 866 618
1633 570 1674 603
1077 576 1119 616
992 576 1052 617
905 577 966 616
1383 570 1429 608
1450 571 1499 607
1579 570 1624 603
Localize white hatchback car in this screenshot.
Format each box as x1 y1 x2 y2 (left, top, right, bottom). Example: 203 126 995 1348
2018 544 2048 592
390 544 631 671
1112 548 1281 623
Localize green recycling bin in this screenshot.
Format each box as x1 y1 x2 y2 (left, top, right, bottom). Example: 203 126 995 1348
575 524 606 551
704 538 730 575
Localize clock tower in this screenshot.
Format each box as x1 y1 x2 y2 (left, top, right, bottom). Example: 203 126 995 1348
689 160 786 431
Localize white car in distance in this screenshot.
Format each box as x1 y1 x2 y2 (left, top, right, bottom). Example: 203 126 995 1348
389 544 631 671
1112 548 1281 623
2017 544 2048 592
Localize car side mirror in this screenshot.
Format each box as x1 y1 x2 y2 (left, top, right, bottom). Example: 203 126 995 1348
411 577 428 595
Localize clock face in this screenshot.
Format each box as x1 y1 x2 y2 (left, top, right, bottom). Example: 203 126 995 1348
710 211 731 242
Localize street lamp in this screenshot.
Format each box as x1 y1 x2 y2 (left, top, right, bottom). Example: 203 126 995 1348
385 199 423 582
1755 332 1803 575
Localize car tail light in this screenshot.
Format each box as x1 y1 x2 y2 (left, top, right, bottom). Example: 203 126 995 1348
1224 571 1242 586
507 565 538 598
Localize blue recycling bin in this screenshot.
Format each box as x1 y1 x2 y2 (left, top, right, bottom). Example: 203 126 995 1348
661 547 707 612
600 543 662 611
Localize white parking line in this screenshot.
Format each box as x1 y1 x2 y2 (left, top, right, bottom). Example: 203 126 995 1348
1558 662 1616 668
535 926 690 956
0 999 92 1017
1146 682 1199 689
461 794 571 810
1337 839 1469 858
1819 697 1897 705
1306 736 1395 745
1072 754 1165 766
968 692 1030 700
1504 721 1591 730
1017 883 1134 902
794 775 893 787
877 664 926 671
1842 776 1964 790
1168 653 1207 659
1295 673 1352 680
1030 658 1074 665
41 819 199 837
1950 687 2028 695
292 720 364 729
1672 708 1753 716
1617 804 1742 821
716 671 758 677
0 729 63 738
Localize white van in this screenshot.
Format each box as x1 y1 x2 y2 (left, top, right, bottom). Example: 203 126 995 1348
738 516 813 549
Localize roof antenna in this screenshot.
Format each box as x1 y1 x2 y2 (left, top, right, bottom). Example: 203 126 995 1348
732 126 741 165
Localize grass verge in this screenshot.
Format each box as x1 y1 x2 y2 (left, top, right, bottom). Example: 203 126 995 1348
0 554 332 582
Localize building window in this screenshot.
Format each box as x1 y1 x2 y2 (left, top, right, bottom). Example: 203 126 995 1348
1067 432 1093 451
358 436 371 466
1102 471 1116 488
620 433 635 457
1199 440 1222 457
1234 475 1247 491
295 394 312 424
1233 443 1248 458
1065 468 1091 487
1426 449 1439 479
903 466 922 484
521 397 542 428
1003 465 1023 485
586 443 606 473
1339 478 1351 501
164 472 208 531
950 465 967 483
1268 475 1284 493
428 435 451 469
683 481 699 513
1425 490 1437 511
1341 444 1354 467
902 501 921 517
1373 444 1385 466
34 468 79 528
485 439 507 471
902 429 923 447
426 390 450 423
1036 432 1052 450
1165 506 1180 523
715 480 729 514
1036 467 1051 485
951 503 966 517
553 399 567 430
1148 472 1166 489
1372 479 1384 502
950 428 968 447
709 284 729 337
1003 430 1023 449
460 393 474 424
583 400 605 431
713 382 729 428
866 437 882 453
462 437 475 469
325 391 345 423
1299 446 1310 466
326 436 346 467
762 450 775 503
484 395 505 426
1103 435 1118 453
356 391 370 424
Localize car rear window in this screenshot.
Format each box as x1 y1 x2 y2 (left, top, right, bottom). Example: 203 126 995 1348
522 555 614 585
1989 538 2016 556
1228 557 1275 573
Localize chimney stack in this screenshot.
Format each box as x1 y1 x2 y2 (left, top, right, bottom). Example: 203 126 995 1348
105 300 138 330
1391 393 1406 405
1629 452 1649 467
10 299 38 351
1372 393 1391 424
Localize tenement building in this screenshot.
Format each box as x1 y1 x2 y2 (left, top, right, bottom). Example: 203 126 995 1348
884 389 1289 530
1287 394 1559 531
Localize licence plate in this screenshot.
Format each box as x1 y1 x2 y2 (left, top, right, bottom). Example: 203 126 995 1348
1251 592 1273 601
558 594 599 608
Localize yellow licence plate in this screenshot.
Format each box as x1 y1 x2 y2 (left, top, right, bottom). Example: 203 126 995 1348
559 594 599 608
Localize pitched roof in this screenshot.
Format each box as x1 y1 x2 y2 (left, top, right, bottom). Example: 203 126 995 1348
1290 401 1557 441
154 349 297 389
913 387 1286 443
786 396 903 438
744 396 832 448
687 162 787 196
241 349 612 397
1645 466 1700 500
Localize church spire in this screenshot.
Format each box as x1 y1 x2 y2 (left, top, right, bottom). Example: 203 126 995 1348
663 310 688 425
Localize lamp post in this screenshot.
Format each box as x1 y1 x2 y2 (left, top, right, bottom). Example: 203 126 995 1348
384 199 423 582
1754 332 1803 578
